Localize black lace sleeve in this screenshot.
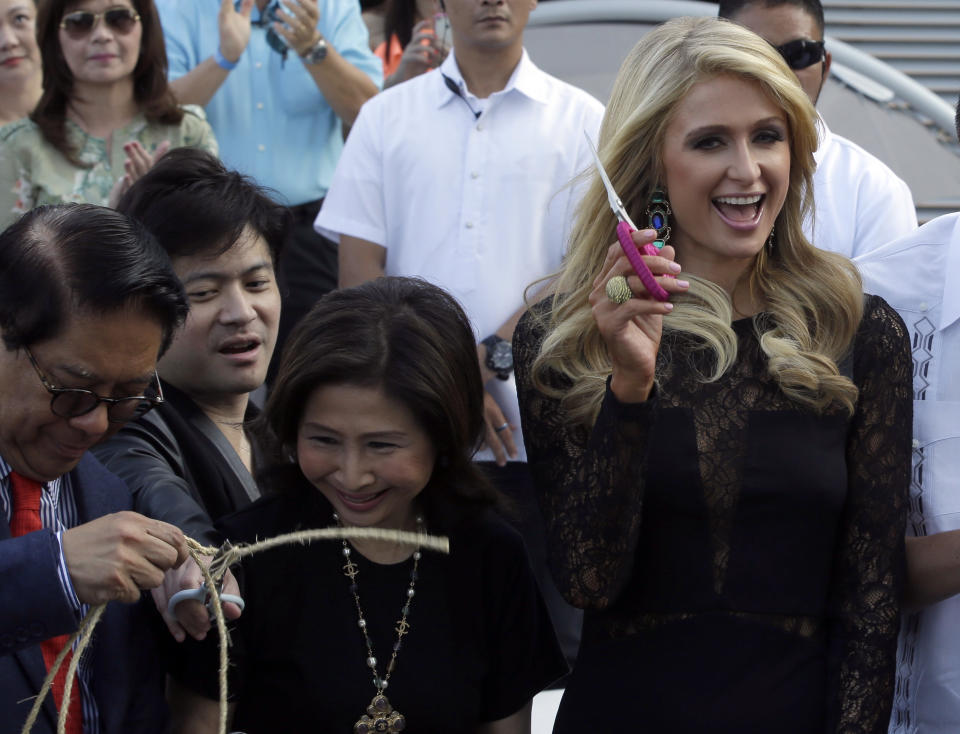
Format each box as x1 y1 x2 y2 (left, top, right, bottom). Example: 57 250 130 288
514 303 657 610
827 295 912 734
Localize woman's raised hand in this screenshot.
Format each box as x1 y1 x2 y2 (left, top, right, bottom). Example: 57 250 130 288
588 229 689 403
107 140 171 209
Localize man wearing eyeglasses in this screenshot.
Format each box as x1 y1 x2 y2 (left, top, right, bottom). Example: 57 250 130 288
154 0 382 380
0 204 192 733
719 0 917 258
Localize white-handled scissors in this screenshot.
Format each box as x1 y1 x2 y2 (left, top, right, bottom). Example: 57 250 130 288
167 581 245 621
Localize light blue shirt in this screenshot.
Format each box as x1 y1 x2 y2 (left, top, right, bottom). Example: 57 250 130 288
157 0 382 206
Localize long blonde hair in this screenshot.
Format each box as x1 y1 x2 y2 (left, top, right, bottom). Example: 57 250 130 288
532 16 863 426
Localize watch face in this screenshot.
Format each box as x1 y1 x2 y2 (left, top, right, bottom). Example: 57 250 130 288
490 342 513 370
304 39 327 63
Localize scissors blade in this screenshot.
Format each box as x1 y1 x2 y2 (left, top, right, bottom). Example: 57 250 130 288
583 130 639 231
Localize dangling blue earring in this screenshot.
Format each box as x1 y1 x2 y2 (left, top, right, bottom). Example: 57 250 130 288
646 188 672 250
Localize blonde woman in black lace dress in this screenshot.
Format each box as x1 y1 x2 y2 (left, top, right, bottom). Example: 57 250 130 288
514 17 911 734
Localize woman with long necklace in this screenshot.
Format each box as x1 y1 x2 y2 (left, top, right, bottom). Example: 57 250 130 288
169 277 566 733
514 17 911 734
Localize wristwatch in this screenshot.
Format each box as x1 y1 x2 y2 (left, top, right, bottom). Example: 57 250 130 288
481 335 513 381
301 36 328 65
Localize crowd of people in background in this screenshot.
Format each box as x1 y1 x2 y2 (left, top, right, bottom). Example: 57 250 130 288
0 0 956 733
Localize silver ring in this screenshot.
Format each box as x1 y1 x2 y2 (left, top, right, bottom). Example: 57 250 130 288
605 275 632 305
494 422 509 433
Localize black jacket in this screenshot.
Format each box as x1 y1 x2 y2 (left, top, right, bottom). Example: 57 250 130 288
92 381 262 542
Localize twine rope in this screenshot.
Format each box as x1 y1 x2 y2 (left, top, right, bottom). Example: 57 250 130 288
20 526 450 734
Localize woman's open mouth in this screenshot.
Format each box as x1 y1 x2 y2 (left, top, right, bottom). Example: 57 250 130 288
712 194 765 229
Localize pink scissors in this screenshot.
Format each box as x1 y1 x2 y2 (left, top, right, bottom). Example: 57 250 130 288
584 131 670 302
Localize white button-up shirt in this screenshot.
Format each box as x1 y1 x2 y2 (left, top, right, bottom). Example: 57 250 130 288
855 213 960 734
810 118 917 258
316 50 604 463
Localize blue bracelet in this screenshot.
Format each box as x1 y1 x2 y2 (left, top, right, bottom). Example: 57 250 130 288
214 47 238 71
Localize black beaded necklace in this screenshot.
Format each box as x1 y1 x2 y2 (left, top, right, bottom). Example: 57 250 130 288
334 513 423 734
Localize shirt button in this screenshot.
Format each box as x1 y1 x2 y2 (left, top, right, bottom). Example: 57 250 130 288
470 171 479 179
912 439 920 449
476 123 484 131
258 144 266 152
465 221 474 229
256 102 264 110
919 302 928 311
255 61 263 69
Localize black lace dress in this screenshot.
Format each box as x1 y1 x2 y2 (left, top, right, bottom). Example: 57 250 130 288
514 295 912 733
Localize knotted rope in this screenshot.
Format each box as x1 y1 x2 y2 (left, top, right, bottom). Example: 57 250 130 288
20 526 450 734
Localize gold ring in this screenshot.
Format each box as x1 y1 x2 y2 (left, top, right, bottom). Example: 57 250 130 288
605 275 632 305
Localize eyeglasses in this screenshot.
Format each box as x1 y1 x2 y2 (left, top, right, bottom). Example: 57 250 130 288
59 7 141 40
775 39 826 71
25 346 164 424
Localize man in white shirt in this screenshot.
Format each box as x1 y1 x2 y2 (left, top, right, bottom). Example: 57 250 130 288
315 0 604 665
719 0 917 257
855 97 960 734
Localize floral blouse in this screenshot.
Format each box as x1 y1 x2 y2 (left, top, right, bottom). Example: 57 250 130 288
0 105 217 229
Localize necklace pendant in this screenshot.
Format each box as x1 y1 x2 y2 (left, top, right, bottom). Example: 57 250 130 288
353 693 406 733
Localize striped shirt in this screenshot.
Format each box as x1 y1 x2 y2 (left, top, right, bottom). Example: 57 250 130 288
0 456 101 734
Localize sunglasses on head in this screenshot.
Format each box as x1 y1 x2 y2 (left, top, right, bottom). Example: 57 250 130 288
775 38 826 71
59 7 141 40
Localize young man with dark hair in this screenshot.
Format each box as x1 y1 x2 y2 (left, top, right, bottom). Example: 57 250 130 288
0 204 191 732
719 0 917 257
855 95 960 734
94 149 287 641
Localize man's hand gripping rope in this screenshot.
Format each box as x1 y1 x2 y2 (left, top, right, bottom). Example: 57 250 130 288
21 527 451 734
